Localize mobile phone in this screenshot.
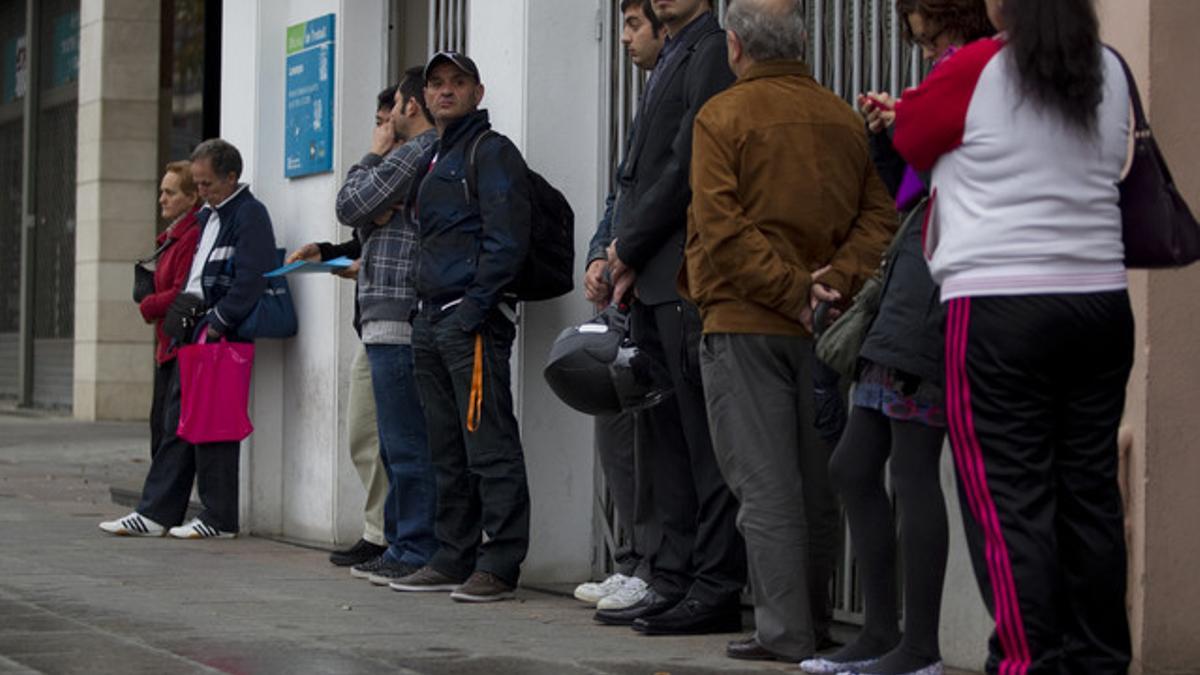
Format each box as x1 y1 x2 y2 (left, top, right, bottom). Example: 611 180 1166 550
864 93 892 111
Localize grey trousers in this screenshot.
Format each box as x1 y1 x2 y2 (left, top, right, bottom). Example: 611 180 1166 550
349 343 389 547
595 411 657 581
700 332 841 660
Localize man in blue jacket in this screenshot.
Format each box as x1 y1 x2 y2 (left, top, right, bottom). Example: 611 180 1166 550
389 52 533 603
101 138 277 540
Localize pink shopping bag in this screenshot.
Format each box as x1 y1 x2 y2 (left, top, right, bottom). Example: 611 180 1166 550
176 334 255 444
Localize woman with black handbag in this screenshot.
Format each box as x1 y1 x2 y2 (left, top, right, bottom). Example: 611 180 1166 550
133 161 202 461
890 0 1137 672
803 2 993 674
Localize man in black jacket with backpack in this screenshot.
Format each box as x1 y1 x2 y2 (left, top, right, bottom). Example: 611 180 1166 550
388 51 533 603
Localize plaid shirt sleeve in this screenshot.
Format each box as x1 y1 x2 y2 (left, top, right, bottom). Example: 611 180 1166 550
335 130 435 229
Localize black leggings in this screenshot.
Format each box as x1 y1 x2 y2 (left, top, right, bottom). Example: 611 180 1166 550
829 405 948 671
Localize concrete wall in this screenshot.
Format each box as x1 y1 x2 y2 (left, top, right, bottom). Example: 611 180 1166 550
220 0 603 584
468 0 601 583
220 0 389 545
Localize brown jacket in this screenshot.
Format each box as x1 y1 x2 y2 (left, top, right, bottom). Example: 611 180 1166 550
679 60 897 336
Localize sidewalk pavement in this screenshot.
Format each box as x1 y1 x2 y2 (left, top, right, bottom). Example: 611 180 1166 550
0 411 977 675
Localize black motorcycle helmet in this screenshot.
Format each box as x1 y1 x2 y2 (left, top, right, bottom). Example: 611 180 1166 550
543 305 673 416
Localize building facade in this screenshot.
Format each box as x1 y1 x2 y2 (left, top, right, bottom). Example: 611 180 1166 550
0 0 1195 672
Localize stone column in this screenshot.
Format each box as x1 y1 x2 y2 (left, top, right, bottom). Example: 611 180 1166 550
1100 1 1200 672
73 0 161 421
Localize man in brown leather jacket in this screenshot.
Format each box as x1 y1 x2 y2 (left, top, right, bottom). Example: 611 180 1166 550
679 0 896 662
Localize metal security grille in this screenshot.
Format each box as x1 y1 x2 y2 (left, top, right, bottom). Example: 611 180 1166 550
428 0 467 54
597 0 923 624
0 0 24 399
31 0 78 408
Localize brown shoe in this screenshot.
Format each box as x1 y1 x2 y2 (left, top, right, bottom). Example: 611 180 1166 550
388 565 465 592
449 571 516 603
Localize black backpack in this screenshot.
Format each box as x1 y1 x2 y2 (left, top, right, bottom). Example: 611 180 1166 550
467 130 575 302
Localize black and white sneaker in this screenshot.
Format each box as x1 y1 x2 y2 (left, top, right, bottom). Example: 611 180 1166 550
99 512 165 537
168 518 236 540
350 555 387 580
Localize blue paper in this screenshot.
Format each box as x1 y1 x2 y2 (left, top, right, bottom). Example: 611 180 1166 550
264 256 353 277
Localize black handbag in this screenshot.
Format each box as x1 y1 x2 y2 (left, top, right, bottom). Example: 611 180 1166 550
132 238 174 303
1110 48 1200 268
162 293 205 343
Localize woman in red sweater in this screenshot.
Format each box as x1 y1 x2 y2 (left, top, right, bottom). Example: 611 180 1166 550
139 161 202 459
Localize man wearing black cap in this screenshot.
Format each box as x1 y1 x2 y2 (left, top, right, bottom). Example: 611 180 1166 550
388 52 533 603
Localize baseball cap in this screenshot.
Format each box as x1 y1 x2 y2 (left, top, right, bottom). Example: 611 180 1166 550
424 51 481 82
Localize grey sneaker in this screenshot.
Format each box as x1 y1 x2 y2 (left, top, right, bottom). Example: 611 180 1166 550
449 571 516 603
389 565 466 592
367 558 419 586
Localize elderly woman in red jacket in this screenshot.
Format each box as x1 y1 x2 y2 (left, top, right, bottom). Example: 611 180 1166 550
139 161 202 459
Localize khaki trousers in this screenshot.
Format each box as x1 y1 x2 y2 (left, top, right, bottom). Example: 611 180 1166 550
349 343 388 546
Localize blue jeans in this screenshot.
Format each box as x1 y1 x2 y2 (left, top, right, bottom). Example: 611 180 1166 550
364 343 438 567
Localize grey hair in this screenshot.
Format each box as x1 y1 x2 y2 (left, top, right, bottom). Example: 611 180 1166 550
725 0 807 62
190 138 244 179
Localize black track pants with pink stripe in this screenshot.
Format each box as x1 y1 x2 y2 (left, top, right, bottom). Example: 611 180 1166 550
944 292 1134 675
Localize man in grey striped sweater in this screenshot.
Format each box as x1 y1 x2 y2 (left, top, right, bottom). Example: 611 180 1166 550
333 66 439 586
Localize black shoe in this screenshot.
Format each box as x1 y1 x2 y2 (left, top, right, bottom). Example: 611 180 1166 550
349 555 387 579
329 539 387 567
594 588 679 626
632 597 742 635
726 636 788 662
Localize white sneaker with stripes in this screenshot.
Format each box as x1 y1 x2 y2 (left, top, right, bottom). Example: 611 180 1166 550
168 517 236 540
99 512 165 537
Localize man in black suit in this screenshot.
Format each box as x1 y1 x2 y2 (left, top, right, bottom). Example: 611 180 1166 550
596 0 746 636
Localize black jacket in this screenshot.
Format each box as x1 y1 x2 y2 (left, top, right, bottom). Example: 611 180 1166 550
196 186 277 336
410 109 531 332
858 131 945 386
317 233 363 336
613 12 734 305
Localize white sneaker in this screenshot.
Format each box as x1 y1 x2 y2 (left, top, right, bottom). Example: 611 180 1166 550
99 512 165 537
800 656 879 674
573 573 630 605
168 518 236 540
595 576 648 610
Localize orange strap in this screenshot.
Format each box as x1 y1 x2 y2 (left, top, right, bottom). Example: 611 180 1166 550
466 333 483 433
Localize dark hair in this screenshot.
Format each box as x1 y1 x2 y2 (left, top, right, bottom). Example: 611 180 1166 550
1001 0 1103 132
398 66 434 125
897 0 994 45
621 0 664 37
190 138 243 179
377 85 397 111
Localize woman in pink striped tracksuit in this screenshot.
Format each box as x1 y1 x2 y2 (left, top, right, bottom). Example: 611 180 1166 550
892 0 1134 673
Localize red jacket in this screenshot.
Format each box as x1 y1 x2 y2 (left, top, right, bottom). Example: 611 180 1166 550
139 207 202 364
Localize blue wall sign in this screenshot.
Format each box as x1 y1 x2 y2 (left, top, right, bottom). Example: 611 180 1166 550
285 14 335 178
